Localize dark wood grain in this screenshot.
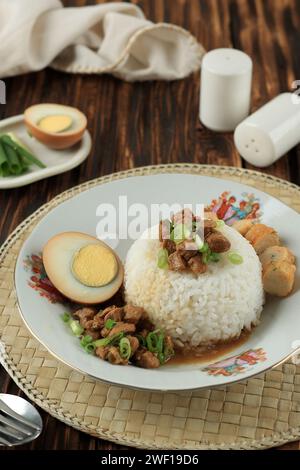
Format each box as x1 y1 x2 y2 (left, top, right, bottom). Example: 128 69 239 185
0 0 299 451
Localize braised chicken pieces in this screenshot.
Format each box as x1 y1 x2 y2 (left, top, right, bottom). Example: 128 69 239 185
73 305 174 368
159 209 231 274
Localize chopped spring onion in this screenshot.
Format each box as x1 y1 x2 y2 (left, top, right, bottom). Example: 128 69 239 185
202 251 209 264
209 252 221 262
105 318 117 329
158 352 165 365
146 330 164 354
216 219 225 229
136 334 146 347
80 335 95 353
157 248 169 269
156 332 164 353
146 331 159 353
119 337 131 360
93 336 112 348
84 343 96 354
111 332 125 345
228 252 243 265
172 224 191 244
93 332 124 349
199 241 209 253
202 249 221 264
61 312 71 323
80 335 93 347
194 233 204 250
69 320 84 337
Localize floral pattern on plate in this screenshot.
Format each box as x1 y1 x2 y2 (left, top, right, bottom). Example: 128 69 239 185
203 348 267 376
209 191 262 225
23 254 67 304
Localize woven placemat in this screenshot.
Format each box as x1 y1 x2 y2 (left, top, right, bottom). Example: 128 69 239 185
1 164 300 450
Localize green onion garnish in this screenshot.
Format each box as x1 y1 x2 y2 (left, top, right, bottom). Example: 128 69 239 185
157 248 169 269
199 241 209 253
61 312 71 323
136 334 146 347
209 252 221 262
93 332 124 349
156 332 164 353
158 352 165 364
80 335 93 347
146 331 159 352
194 233 204 250
69 320 84 337
105 318 117 329
202 248 221 264
172 224 191 244
84 343 96 354
93 337 112 348
228 252 243 265
119 337 131 360
202 252 209 264
216 219 225 229
111 332 125 345
146 330 165 355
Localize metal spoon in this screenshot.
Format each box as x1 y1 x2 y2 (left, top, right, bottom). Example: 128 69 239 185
0 393 42 446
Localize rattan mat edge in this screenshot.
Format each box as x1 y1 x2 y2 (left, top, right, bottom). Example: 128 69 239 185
1 164 300 450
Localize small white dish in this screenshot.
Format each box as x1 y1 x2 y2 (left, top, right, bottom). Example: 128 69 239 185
0 115 91 189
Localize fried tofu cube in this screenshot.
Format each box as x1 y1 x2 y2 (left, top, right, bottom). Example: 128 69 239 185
262 261 296 297
260 246 295 269
245 223 280 254
232 219 254 236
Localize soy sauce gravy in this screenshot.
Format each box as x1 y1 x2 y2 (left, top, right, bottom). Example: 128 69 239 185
168 331 250 366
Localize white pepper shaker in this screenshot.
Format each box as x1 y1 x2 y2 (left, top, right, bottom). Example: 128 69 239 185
234 92 300 167
200 48 253 132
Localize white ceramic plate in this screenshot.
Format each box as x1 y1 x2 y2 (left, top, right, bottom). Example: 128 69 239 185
0 115 91 189
15 172 300 391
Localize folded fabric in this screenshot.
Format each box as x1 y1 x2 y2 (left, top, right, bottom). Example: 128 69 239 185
0 0 205 81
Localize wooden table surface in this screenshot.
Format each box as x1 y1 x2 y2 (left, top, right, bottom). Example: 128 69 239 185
1 0 300 451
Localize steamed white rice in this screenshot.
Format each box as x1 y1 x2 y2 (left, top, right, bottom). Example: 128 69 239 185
124 224 264 347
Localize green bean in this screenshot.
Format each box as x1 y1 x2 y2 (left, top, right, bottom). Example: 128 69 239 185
3 143 23 175
1 134 45 169
0 141 9 177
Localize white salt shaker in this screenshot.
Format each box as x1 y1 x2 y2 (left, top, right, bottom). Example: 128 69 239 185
234 92 300 167
200 48 253 132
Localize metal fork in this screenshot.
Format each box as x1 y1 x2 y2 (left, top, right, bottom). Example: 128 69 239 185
0 394 42 446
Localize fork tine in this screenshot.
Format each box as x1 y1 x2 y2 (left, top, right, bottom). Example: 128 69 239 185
0 424 23 441
0 399 41 431
0 414 32 437
0 433 15 447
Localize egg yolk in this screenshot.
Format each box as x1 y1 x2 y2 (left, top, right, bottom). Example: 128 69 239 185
38 115 73 133
72 244 118 287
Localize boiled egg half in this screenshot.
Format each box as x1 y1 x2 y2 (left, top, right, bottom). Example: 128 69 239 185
24 103 87 150
43 232 124 304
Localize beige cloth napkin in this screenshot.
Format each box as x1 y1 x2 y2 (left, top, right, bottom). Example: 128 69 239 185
0 0 205 81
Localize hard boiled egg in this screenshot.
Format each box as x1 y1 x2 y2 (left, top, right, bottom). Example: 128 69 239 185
43 232 124 304
24 104 87 150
